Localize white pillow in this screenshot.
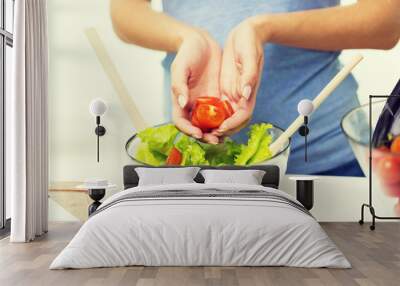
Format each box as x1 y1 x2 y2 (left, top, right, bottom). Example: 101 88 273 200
136 167 200 186
200 169 266 185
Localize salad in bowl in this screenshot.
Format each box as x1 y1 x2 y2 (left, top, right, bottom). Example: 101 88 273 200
126 122 290 169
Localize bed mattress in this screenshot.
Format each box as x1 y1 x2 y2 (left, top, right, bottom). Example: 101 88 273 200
50 183 350 269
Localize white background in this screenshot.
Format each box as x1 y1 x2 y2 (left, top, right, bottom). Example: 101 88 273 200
48 0 400 221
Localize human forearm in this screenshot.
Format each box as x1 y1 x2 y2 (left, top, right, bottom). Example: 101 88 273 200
251 0 400 50
110 0 197 52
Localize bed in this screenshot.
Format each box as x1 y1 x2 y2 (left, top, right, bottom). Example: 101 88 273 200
50 165 350 269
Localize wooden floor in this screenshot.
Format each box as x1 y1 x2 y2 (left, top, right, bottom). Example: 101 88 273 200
0 222 399 286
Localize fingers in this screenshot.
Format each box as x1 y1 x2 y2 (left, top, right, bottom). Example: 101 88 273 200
242 85 252 100
174 115 218 144
202 133 219 145
212 94 254 137
205 42 223 98
219 109 250 133
213 109 251 136
173 112 203 139
220 38 241 103
220 66 239 102
171 62 190 109
171 59 206 139
171 63 202 138
238 52 259 101
214 117 250 137
221 38 261 104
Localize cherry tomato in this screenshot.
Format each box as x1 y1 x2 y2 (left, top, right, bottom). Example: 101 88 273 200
192 104 225 131
191 97 234 132
377 155 400 185
166 147 182 165
390 136 400 153
217 100 234 119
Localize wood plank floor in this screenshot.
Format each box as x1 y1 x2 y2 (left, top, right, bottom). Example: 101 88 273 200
0 222 399 286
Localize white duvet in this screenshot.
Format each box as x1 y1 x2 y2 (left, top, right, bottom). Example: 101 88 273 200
50 183 350 269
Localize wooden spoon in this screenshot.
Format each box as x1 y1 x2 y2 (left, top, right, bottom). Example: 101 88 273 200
269 54 364 156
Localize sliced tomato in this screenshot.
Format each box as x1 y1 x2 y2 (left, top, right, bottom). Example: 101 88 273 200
194 97 220 109
166 147 182 165
191 112 201 128
192 110 213 133
217 100 234 119
193 103 225 130
191 97 232 131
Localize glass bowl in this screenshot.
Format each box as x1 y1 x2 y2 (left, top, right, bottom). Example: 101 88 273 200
125 123 290 174
341 100 400 215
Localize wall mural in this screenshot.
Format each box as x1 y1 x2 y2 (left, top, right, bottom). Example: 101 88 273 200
48 1 400 218
99 1 371 177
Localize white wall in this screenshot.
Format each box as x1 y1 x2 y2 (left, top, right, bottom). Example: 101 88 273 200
48 0 400 221
48 0 165 190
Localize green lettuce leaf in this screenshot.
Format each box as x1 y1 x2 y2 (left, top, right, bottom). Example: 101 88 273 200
234 123 273 165
248 133 273 164
175 135 209 166
134 122 274 166
203 138 242 166
137 124 179 156
135 142 166 166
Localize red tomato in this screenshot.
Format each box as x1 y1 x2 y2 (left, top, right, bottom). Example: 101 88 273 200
217 100 234 119
377 146 390 152
191 112 201 128
166 147 182 165
191 97 234 132
193 104 225 131
372 146 390 169
194 97 220 109
377 155 400 185
391 136 400 153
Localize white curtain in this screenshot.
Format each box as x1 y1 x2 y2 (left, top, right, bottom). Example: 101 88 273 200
8 0 48 242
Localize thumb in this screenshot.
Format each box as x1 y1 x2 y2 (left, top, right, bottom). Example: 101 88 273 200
239 55 258 101
171 64 190 109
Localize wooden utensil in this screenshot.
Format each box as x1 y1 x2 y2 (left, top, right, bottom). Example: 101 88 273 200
85 28 149 131
269 54 364 156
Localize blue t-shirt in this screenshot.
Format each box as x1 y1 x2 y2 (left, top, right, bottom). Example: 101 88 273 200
161 0 361 175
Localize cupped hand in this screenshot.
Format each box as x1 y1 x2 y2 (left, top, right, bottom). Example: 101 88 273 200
214 18 265 137
171 30 222 144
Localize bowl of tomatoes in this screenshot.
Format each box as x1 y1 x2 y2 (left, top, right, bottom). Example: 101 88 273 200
341 100 400 215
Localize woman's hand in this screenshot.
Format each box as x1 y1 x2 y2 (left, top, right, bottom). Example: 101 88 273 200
215 18 265 137
171 30 222 144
